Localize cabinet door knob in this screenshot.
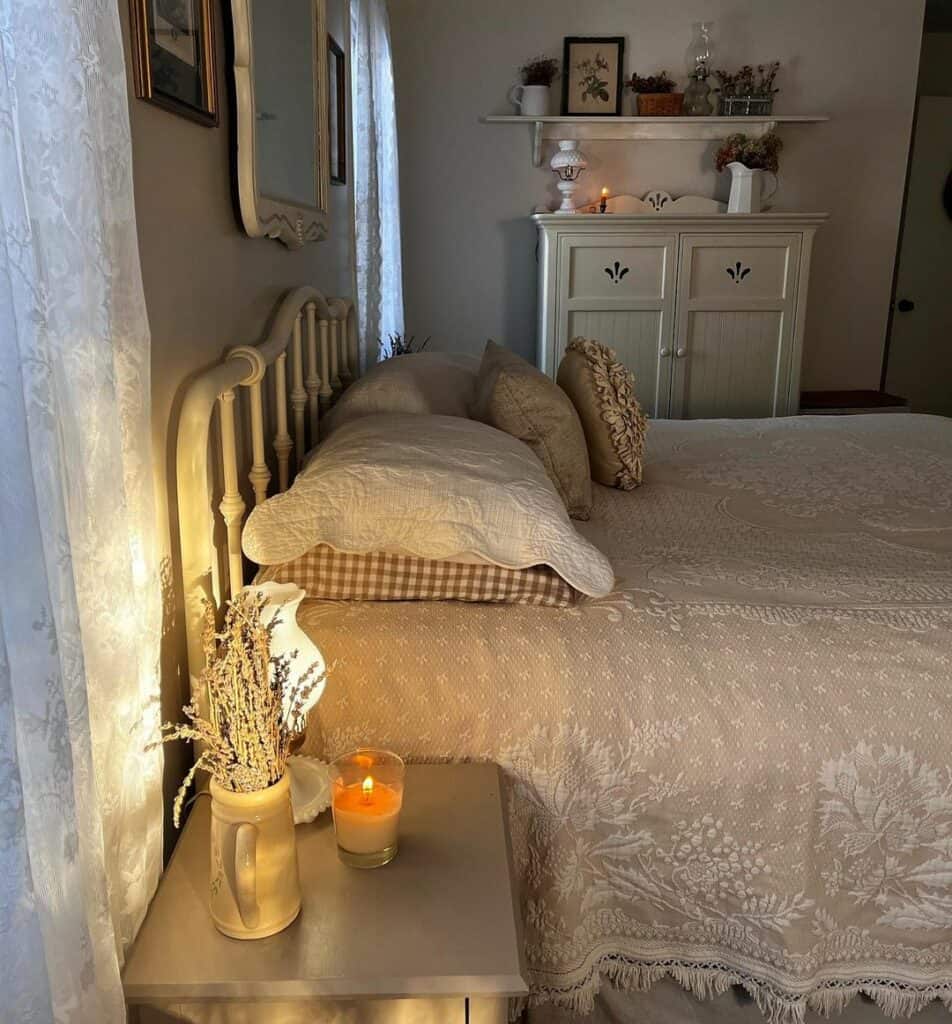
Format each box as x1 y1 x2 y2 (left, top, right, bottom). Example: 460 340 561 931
897 298 915 313
660 347 671 358
676 347 687 358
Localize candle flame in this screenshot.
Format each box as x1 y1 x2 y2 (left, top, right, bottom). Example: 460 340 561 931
362 775 374 803
601 187 610 197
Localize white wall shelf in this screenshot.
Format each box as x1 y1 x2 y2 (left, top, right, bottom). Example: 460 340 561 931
481 115 829 167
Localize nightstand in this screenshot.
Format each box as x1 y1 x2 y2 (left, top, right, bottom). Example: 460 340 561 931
123 763 528 1024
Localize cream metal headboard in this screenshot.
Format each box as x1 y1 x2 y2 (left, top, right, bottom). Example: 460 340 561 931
175 286 358 703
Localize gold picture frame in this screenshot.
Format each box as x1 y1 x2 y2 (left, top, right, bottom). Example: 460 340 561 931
129 0 218 126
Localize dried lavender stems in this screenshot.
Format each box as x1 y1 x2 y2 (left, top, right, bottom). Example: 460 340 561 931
157 591 325 826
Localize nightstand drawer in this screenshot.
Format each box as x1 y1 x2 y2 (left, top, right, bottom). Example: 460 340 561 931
684 233 800 302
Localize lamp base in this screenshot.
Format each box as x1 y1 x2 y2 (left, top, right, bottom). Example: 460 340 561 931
555 179 581 214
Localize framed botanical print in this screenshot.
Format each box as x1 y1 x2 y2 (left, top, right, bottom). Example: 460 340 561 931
328 35 346 185
561 37 625 116
129 0 218 126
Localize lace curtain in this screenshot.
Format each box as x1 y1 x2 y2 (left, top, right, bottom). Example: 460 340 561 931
0 1 163 1020
350 0 405 365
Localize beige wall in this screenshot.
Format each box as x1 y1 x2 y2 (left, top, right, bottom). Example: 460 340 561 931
117 0 353 850
390 0 924 391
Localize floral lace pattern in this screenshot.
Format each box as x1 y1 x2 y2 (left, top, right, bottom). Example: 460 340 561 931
0 2 162 1020
299 415 952 1022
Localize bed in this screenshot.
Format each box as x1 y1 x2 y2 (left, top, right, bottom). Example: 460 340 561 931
177 287 952 1023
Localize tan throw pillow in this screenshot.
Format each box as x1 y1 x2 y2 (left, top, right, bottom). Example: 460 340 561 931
472 340 593 519
557 338 648 490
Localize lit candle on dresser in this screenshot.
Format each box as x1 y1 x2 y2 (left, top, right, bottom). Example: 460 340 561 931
332 748 405 868
599 186 610 213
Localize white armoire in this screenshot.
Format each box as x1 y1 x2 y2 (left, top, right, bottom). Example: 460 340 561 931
535 212 827 418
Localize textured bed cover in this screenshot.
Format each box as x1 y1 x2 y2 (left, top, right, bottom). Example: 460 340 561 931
298 414 952 1022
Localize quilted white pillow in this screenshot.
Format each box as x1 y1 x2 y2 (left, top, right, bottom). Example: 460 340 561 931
320 351 480 437
243 414 615 597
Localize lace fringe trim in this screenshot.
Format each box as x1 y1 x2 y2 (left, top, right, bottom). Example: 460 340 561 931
515 954 952 1023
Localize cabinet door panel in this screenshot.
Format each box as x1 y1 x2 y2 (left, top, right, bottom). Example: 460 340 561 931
554 233 676 416
673 311 785 419
567 238 669 300
568 309 672 418
688 237 797 301
673 233 801 417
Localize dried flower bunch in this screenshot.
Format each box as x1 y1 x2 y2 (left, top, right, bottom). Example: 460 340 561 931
714 62 781 98
158 591 326 826
715 132 783 174
378 333 431 360
519 55 560 87
626 71 677 94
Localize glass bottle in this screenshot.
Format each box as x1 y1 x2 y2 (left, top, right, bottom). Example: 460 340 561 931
683 21 715 116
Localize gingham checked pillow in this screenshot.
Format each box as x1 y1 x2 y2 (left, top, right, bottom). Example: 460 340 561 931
255 546 577 606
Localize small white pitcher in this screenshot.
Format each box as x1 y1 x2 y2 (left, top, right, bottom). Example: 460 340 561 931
727 162 778 214
508 84 550 117
209 773 301 939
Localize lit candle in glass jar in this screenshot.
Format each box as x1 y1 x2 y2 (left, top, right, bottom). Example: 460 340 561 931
332 749 405 868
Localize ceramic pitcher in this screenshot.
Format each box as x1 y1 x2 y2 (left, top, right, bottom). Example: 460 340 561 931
209 773 301 939
727 162 762 213
727 162 778 214
508 83 550 117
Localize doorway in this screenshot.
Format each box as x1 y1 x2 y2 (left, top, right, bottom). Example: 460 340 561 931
883 7 952 416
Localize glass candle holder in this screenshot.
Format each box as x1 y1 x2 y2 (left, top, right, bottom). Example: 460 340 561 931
331 748 405 868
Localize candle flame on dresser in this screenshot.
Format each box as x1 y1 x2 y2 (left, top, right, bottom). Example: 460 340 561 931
362 775 374 803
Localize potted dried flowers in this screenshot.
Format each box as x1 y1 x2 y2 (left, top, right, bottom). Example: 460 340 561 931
626 71 683 116
714 62 780 116
158 586 326 939
715 131 782 213
378 333 431 360
510 55 560 116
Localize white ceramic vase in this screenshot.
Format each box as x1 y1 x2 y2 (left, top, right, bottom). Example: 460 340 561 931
726 161 762 214
508 83 550 117
209 773 301 939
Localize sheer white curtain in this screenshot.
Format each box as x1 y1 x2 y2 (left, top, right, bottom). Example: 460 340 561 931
350 0 405 365
0 1 163 1020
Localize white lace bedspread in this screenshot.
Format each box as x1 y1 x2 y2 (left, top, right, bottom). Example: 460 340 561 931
297 414 952 1022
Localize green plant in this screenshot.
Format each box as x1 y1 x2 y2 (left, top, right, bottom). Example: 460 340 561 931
715 132 783 174
378 333 431 360
626 70 677 94
575 52 611 102
714 62 780 98
520 55 560 87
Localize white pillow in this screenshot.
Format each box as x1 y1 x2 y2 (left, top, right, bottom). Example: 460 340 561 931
321 351 480 436
243 414 614 597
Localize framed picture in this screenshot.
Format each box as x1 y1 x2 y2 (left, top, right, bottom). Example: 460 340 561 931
129 0 218 126
561 36 625 116
328 34 346 185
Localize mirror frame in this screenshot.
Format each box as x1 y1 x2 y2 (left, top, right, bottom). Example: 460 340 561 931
231 0 330 249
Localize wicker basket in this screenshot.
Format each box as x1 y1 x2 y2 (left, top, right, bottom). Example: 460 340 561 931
636 92 684 116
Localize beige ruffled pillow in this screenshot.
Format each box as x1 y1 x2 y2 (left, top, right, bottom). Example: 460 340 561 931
557 338 647 490
472 341 593 519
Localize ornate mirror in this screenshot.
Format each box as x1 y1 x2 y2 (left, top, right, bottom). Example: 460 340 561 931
231 0 330 248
